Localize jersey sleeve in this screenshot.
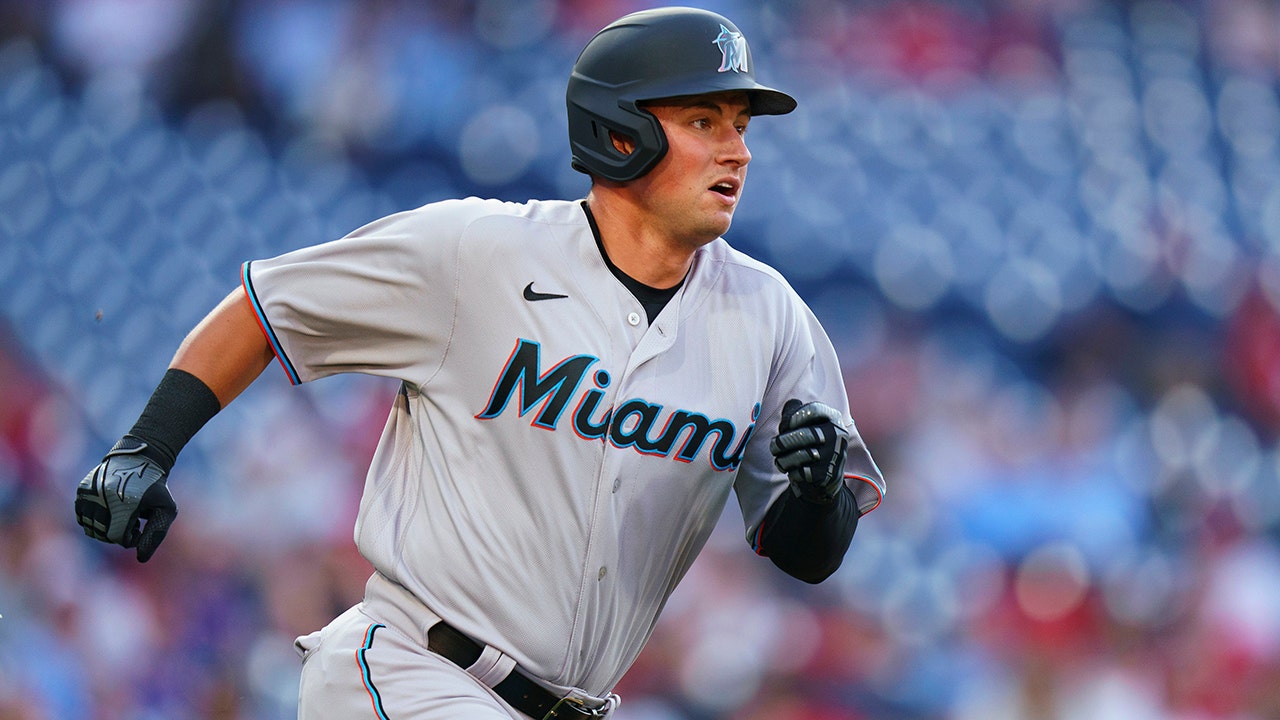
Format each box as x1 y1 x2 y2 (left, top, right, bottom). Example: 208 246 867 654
733 291 885 549
242 199 482 386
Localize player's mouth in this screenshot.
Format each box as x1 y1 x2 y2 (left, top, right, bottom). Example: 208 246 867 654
709 178 740 204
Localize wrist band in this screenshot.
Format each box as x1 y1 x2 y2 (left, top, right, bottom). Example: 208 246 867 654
124 368 222 473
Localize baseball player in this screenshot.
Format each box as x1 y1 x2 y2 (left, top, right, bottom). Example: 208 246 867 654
75 7 885 719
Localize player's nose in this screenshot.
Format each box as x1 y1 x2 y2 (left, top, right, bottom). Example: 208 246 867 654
719 128 751 167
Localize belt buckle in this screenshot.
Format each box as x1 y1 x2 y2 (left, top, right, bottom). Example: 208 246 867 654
544 695 614 719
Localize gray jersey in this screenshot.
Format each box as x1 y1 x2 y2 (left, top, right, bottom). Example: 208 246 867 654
243 197 883 694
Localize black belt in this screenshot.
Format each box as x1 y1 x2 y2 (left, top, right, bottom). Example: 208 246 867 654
426 621 608 719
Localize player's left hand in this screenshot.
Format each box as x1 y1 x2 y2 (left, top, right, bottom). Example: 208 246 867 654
75 436 178 563
769 399 849 505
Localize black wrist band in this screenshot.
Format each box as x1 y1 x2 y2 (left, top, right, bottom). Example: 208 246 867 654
124 368 222 473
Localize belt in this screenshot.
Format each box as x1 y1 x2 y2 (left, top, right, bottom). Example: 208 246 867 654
426 621 613 719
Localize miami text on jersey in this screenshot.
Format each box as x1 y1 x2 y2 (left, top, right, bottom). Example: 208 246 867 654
477 339 758 471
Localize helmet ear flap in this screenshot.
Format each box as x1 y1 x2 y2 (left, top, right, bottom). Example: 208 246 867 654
567 98 668 183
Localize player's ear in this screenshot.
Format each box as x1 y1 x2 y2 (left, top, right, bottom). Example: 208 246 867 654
608 129 636 156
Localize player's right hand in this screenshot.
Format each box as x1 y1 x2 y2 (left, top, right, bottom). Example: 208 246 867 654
75 436 178 563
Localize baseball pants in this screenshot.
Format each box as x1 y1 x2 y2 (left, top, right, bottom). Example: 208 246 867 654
296 604 525 719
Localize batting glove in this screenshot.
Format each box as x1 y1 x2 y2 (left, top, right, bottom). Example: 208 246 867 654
75 436 178 563
769 399 850 505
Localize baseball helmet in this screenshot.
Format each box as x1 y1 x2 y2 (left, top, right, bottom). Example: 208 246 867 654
566 6 797 183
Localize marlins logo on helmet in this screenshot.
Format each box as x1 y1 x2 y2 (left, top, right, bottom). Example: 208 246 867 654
714 24 749 73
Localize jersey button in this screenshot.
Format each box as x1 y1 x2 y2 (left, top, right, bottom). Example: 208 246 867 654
612 478 621 493
626 312 641 326
598 566 608 581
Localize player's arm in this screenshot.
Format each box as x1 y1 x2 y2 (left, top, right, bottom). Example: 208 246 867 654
74 288 275 562
756 484 857 584
755 399 858 584
171 287 277 405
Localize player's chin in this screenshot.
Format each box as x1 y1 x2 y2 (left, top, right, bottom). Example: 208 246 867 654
701 201 737 234
680 197 736 240
710 209 736 237
690 215 732 242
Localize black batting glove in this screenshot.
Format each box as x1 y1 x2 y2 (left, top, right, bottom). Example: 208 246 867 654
769 399 850 505
75 435 178 563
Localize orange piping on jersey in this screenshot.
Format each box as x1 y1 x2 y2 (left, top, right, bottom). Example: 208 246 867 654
240 262 301 385
848 474 883 515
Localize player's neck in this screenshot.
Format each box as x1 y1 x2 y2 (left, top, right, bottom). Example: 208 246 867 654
584 191 699 290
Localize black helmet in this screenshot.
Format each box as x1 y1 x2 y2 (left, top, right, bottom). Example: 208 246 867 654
566 6 797 183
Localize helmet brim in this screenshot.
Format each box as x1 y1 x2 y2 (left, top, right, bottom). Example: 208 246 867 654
747 87 798 116
619 74 797 116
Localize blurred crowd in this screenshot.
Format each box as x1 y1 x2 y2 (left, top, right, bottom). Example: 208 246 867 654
6 0 1280 718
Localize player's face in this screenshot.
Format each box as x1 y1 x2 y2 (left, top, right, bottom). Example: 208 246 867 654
633 92 752 246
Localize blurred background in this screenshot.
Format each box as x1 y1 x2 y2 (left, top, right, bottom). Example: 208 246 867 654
3 0 1280 718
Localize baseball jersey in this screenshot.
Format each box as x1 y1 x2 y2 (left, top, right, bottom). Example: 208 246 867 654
242 197 884 694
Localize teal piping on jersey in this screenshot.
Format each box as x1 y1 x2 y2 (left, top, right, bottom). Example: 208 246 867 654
851 473 884 515
752 521 768 555
240 261 302 385
358 623 391 720
752 471 885 554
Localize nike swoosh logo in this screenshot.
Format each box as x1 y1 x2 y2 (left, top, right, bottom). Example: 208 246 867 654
523 282 568 302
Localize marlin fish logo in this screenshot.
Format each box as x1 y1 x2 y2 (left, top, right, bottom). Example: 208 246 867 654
713 24 748 73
